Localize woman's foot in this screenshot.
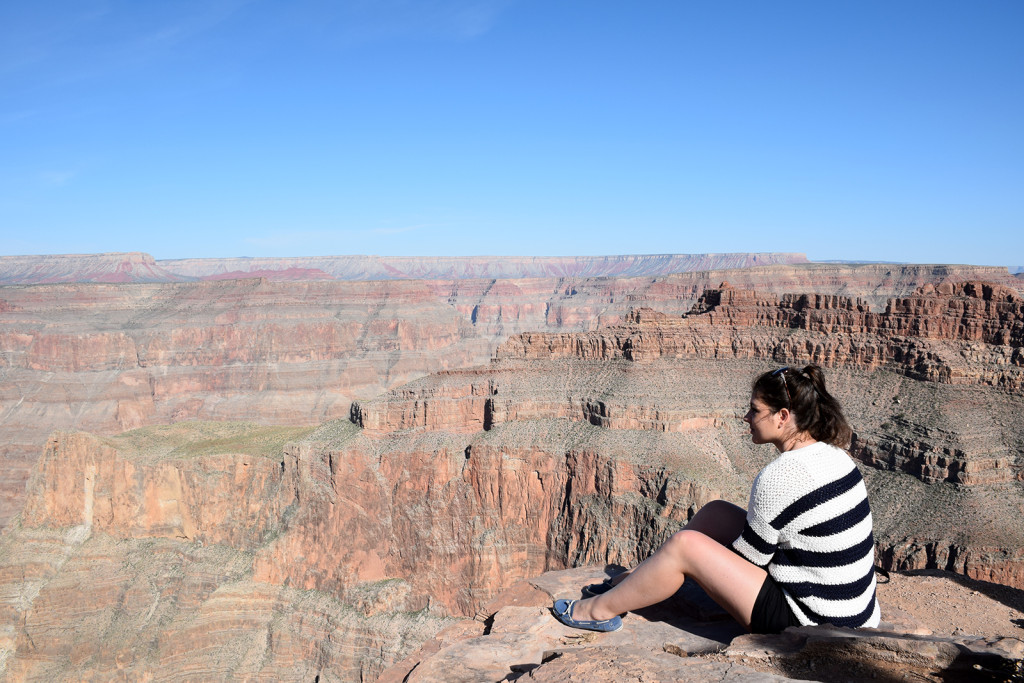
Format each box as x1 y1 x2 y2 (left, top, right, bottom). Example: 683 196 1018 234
551 599 622 632
567 596 619 622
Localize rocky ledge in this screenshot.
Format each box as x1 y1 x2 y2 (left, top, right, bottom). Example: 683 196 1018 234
381 567 1024 683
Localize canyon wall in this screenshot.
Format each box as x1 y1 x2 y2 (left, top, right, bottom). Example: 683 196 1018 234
0 278 488 526
162 252 812 281
1 279 1022 679
2 263 1018 527
499 280 1024 392
1 423 451 682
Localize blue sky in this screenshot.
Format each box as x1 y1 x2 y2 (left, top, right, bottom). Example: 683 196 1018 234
1 1 1021 265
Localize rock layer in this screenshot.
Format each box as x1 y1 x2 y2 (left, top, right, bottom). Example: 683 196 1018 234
3 278 1024 677
4 263 1016 527
498 281 1024 390
1 422 454 681
0 252 193 284
1 252 811 284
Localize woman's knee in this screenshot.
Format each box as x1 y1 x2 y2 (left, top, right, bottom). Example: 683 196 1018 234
661 528 738 578
662 529 708 562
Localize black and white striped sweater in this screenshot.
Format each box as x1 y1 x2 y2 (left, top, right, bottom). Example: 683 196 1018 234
732 441 880 628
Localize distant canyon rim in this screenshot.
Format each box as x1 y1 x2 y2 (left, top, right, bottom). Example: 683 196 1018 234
0 252 1021 680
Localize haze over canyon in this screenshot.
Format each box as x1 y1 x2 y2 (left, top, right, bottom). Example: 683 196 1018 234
0 252 1022 681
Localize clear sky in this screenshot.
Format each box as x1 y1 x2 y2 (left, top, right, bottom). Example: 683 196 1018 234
1 1 1021 266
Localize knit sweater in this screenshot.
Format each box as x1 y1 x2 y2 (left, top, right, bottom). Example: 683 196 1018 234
732 441 880 628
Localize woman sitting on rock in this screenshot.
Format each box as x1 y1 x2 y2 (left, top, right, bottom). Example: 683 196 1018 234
552 364 880 634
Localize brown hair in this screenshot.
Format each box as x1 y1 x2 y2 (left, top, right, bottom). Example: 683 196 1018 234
752 365 853 448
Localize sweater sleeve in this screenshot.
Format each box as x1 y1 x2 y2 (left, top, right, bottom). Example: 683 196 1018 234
731 481 780 568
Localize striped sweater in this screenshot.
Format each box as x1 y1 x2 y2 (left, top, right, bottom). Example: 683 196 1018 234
732 441 880 628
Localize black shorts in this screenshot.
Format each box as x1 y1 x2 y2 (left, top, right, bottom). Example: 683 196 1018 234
749 574 801 634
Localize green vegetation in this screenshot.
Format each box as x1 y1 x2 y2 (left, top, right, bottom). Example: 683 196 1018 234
98 421 319 462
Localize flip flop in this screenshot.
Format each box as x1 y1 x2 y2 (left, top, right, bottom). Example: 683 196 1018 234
551 599 623 632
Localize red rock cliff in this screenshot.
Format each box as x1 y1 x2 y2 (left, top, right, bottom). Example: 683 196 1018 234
497 281 1024 390
2 264 1017 527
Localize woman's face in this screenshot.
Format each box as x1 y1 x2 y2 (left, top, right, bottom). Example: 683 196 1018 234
743 393 777 445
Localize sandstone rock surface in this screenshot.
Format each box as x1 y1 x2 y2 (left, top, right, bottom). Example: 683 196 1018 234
498 281 1024 391
380 566 1024 682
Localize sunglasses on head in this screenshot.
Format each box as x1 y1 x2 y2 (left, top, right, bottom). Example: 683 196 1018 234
772 367 792 405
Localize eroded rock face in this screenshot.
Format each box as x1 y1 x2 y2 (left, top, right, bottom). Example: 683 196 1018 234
2 270 1024 679
0 278 489 527
3 283 1023 678
1 423 455 681
493 283 1024 486
2 265 1018 527
498 281 1024 390
20 426 311 546
0 531 447 682
344 283 1024 590
349 364 1024 592
0 252 193 285
250 424 729 617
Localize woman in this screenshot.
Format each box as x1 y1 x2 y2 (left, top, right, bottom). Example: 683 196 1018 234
552 365 880 634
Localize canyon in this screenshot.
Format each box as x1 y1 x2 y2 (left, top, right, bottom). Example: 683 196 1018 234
1 256 1016 526
0 259 1022 680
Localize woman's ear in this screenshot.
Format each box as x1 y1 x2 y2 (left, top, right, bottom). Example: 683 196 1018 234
776 407 790 427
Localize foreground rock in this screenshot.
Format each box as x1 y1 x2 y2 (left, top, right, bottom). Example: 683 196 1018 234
0 530 449 681
381 567 1024 682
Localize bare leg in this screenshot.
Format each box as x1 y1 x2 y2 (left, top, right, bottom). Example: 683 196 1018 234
683 499 746 544
573 500 763 630
604 499 747 586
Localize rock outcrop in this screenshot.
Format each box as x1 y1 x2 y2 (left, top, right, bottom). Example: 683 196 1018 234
498 281 1024 390
1 422 454 682
379 566 1024 682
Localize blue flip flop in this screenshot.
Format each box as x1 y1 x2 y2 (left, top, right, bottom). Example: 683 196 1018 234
551 599 623 632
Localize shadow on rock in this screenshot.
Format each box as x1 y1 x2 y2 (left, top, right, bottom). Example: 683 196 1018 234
903 568 1024 616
